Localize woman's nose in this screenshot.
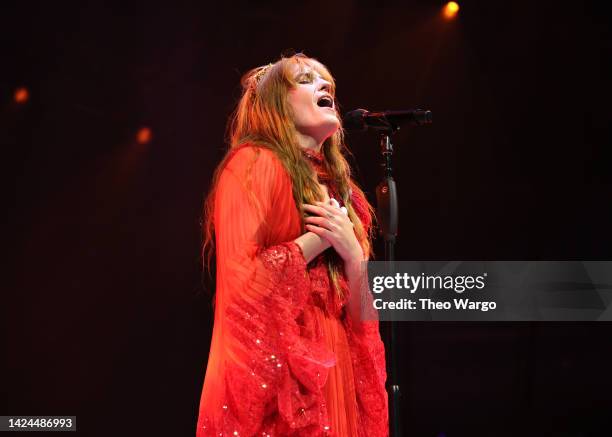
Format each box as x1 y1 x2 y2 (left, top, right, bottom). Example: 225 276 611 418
318 80 332 93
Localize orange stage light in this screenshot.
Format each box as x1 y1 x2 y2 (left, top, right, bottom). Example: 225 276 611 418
14 87 29 104
443 1 460 20
137 127 152 144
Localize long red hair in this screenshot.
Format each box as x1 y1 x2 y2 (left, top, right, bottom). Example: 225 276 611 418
203 53 374 297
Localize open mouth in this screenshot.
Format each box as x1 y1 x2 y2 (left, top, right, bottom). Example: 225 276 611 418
317 95 334 109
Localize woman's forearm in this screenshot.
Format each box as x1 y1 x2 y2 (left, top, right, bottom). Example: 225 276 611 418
294 231 331 264
344 258 372 333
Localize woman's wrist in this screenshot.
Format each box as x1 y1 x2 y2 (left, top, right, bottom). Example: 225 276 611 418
294 231 330 264
344 250 366 274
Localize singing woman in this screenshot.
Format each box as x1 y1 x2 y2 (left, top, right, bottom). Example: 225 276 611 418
197 53 388 437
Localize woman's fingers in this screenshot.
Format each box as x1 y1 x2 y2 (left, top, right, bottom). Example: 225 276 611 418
314 201 338 213
304 200 353 245
305 204 343 221
303 203 329 217
305 224 333 240
314 202 352 224
305 199 362 263
305 201 345 217
304 215 340 230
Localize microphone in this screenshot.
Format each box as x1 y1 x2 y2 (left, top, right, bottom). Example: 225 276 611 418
343 108 432 132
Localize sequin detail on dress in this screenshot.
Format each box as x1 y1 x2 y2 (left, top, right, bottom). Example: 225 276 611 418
196 145 388 436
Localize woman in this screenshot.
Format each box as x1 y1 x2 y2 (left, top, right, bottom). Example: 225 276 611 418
197 53 388 437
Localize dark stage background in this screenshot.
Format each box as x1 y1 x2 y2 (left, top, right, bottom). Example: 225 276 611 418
3 1 611 436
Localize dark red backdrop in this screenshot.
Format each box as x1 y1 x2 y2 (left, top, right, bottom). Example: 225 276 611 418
3 1 611 436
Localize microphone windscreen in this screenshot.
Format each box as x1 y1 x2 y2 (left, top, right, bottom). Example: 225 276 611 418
342 109 368 131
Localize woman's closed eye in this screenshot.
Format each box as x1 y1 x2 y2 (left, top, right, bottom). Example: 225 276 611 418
296 72 315 84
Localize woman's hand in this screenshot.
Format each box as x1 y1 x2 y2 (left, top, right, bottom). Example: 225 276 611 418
303 199 364 266
293 187 334 264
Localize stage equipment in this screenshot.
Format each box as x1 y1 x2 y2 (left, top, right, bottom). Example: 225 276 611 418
344 107 432 437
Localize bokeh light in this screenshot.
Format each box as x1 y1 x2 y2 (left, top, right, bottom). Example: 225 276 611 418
443 1 460 20
14 87 29 104
136 127 152 144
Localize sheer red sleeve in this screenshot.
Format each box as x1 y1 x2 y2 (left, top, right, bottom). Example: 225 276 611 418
344 184 389 436
197 146 336 436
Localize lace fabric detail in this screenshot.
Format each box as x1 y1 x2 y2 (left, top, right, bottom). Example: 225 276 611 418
197 145 388 437
301 148 324 166
307 256 348 320
344 318 389 437
201 242 336 436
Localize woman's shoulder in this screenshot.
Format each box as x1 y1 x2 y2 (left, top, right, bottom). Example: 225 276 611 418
221 143 290 191
225 143 283 173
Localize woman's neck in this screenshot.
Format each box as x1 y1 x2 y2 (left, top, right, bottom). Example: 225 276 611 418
295 131 324 154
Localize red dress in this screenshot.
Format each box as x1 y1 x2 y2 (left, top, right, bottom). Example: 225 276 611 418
196 145 388 436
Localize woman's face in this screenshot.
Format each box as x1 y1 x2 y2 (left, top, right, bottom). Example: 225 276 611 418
286 62 340 146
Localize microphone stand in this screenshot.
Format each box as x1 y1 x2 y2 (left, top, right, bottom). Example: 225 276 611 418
376 129 401 437
349 107 429 437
